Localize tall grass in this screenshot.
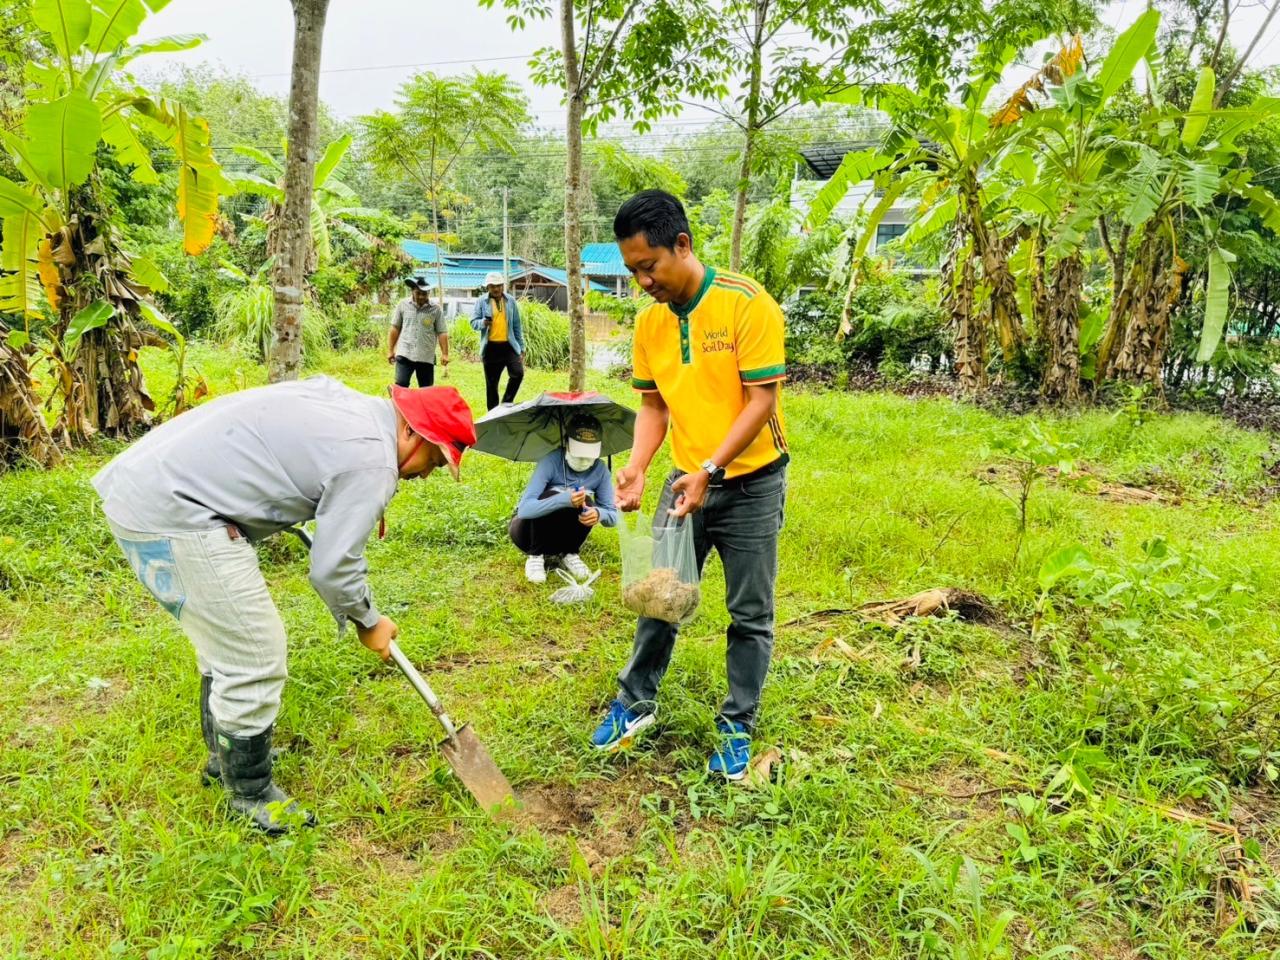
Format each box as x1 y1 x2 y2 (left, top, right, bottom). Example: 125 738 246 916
519 300 570 370
214 283 332 363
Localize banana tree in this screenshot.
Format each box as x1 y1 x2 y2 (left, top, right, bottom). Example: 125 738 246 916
227 134 381 273
0 0 228 451
806 62 1035 391
1097 78 1280 386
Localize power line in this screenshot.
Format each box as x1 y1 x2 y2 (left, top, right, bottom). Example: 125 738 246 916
244 28 833 80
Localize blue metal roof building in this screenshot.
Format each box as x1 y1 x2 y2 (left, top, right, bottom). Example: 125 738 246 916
401 244 609 310
581 242 630 278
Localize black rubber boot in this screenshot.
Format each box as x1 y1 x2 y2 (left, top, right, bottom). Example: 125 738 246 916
200 675 220 785
215 724 316 835
201 677 281 785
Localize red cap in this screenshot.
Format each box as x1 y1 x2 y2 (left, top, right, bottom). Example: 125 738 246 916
389 386 476 479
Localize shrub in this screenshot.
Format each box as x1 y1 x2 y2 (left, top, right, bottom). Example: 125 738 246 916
329 301 385 352
785 274 948 376
451 315 480 360
519 300 571 370
587 290 639 324
213 263 331 363
311 264 360 315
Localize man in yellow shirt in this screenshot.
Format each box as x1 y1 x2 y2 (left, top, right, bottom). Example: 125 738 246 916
591 190 788 780
470 271 526 410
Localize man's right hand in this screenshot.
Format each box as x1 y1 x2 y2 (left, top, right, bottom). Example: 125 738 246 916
386 353 395 365
358 615 398 661
615 463 646 512
569 488 588 509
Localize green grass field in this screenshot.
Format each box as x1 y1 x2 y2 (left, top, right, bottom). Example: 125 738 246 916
5 343 1280 958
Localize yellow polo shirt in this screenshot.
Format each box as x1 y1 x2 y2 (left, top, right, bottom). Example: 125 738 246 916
489 296 508 342
632 267 788 479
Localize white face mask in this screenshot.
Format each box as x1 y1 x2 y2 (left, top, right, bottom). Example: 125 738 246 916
566 454 596 473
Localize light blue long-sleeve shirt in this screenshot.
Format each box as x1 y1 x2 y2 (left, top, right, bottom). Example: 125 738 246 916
471 293 525 356
516 450 618 527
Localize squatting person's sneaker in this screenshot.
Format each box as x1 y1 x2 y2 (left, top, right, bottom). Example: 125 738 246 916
525 555 546 583
708 718 751 781
562 553 591 580
590 698 656 751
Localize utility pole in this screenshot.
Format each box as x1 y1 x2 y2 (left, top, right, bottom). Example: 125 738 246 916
502 186 510 288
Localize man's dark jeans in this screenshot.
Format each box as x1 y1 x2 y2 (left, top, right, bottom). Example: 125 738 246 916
483 342 524 410
617 463 787 729
394 357 435 388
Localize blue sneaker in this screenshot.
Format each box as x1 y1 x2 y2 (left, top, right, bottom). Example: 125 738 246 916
708 719 751 781
590 698 656 752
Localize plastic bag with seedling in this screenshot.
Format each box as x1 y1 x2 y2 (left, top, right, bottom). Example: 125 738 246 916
618 511 701 623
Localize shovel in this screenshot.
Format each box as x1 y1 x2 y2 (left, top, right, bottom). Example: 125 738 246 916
287 526 516 813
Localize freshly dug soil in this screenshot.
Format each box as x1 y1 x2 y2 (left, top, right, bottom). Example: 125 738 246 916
623 567 701 622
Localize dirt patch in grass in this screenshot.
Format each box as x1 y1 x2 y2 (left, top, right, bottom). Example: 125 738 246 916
340 826 424 881
0 830 37 894
977 462 1181 505
17 676 130 732
539 883 584 927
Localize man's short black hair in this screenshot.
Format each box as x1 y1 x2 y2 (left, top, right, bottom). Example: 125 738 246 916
613 190 691 250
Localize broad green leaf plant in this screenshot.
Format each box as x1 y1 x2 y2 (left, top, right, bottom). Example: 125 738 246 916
0 0 229 447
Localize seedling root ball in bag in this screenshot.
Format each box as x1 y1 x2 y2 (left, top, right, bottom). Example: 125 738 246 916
618 512 701 624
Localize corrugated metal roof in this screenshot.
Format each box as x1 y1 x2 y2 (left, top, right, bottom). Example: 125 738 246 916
581 242 629 277
400 240 452 264
411 263 609 292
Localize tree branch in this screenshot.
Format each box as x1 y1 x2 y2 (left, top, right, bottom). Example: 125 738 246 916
579 0 642 96
1209 0 1232 72
1216 0 1278 105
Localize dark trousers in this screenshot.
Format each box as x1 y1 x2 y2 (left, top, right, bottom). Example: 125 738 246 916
483 342 524 410
394 357 435 388
617 465 787 729
508 487 591 556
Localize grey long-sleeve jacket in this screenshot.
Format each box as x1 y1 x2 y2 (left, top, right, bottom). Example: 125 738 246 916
92 376 399 630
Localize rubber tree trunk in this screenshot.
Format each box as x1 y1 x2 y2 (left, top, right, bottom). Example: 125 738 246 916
270 0 330 383
561 0 587 392
730 0 768 272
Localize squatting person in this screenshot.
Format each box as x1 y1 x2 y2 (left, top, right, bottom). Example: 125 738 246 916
509 413 618 584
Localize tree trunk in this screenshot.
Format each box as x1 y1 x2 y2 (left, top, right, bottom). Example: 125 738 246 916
0 341 61 469
73 324 154 438
1040 253 1083 403
1110 247 1188 388
961 171 1024 372
730 0 767 272
562 0 587 392
270 0 330 383
944 224 985 392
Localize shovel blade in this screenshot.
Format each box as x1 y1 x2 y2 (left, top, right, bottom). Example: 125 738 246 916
440 723 517 813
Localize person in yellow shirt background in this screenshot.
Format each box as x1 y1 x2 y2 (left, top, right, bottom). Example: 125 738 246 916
590 189 789 781
471 271 526 410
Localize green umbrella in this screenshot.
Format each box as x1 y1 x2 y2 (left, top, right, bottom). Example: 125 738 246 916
473 391 636 463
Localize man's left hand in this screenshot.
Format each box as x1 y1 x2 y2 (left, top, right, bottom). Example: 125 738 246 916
579 507 600 527
669 470 710 519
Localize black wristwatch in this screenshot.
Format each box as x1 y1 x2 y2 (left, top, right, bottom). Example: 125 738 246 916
700 458 725 484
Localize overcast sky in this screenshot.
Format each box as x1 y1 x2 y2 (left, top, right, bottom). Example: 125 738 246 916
135 0 1280 124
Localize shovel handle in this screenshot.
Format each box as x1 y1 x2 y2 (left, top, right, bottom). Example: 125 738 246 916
285 527 460 743
387 640 459 742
